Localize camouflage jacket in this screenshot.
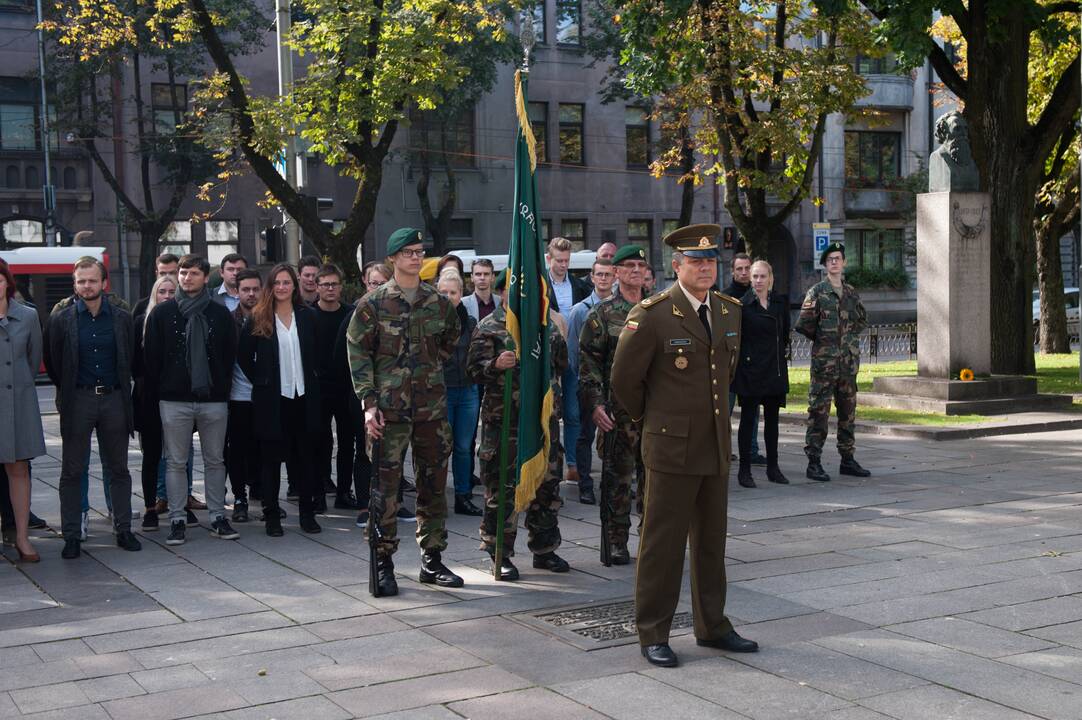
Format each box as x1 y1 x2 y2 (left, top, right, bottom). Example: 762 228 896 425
466 305 568 430
578 292 640 421
346 277 459 423
794 280 867 376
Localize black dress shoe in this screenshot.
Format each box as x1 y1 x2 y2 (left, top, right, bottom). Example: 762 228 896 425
260 507 288 521
314 495 328 514
232 500 249 523
299 515 322 534
491 555 519 581
579 487 596 505
766 465 790 485
61 538 81 559
737 464 756 488
697 629 759 653
265 516 284 537
28 512 47 530
418 550 464 587
840 456 872 477
334 493 360 510
806 460 831 482
532 551 570 573
611 544 631 565
749 452 769 466
454 494 483 516
641 643 679 667
116 530 142 552
185 509 199 525
377 558 399 596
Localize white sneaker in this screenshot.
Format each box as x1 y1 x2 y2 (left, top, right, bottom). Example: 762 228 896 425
79 511 89 542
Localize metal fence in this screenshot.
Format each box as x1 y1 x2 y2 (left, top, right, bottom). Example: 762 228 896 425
787 323 917 363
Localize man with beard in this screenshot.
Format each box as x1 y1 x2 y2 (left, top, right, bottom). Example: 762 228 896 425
928 111 979 192
227 268 262 522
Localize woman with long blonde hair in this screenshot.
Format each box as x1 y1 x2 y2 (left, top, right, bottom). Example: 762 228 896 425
237 264 323 535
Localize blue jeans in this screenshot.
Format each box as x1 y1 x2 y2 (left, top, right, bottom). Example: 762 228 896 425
562 368 580 468
730 392 760 455
447 385 480 496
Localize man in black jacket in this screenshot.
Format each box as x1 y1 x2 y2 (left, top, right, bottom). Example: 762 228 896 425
144 254 237 545
545 237 591 314
44 257 141 558
722 253 765 465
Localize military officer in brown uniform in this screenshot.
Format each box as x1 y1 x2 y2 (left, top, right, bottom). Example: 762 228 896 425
611 224 759 668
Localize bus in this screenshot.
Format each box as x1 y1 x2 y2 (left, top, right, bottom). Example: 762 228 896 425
0 246 111 326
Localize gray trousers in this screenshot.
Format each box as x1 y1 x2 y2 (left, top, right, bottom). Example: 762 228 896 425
159 400 228 523
59 389 133 540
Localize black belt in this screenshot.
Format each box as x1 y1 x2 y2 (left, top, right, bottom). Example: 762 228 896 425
76 384 121 395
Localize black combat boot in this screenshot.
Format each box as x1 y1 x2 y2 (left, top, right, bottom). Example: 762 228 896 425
839 455 872 477
806 458 831 482
377 557 399 596
454 494 483 516
611 544 631 565
488 551 519 581
766 463 790 485
419 550 465 587
737 460 756 488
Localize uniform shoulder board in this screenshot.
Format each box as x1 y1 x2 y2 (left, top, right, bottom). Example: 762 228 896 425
640 289 670 309
714 291 742 306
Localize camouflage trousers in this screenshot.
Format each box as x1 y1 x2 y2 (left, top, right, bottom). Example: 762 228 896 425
366 419 451 560
804 373 858 460
597 420 640 546
478 417 562 557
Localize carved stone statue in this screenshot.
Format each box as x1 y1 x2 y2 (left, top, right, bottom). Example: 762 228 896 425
928 111 980 192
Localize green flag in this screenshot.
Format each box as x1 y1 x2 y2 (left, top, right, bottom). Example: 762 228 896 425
506 69 552 512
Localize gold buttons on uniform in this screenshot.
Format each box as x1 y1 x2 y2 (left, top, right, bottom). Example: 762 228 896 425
714 409 720 415
661 427 667 433
713 394 718 400
711 364 716 370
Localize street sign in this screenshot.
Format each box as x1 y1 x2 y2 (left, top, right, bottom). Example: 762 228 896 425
812 223 831 257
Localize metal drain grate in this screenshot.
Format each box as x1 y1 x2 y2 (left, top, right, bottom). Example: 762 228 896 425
509 598 694 650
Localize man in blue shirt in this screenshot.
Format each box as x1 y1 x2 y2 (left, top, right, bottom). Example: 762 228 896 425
564 259 615 504
44 257 141 559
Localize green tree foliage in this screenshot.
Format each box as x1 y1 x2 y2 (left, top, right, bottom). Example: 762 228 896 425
868 0 1080 373
612 0 876 261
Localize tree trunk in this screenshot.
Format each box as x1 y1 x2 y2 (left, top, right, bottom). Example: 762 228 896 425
1035 221 1071 354
678 127 695 227
138 224 162 298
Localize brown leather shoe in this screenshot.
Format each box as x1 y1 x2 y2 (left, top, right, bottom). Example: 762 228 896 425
186 495 207 510
154 499 168 515
566 466 580 484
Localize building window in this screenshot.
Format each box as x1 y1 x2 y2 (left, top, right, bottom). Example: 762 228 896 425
627 219 652 253
447 218 473 250
151 83 187 136
561 219 586 251
558 103 584 165
409 104 475 168
854 54 898 75
540 219 551 241
528 1 546 44
0 77 56 151
625 107 650 167
206 220 239 266
528 102 547 163
844 131 901 187
63 166 77 189
844 228 905 270
555 0 581 45
661 219 679 279
160 220 191 257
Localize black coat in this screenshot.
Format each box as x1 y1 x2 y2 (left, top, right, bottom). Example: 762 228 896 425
732 291 790 404
143 296 236 403
237 304 322 442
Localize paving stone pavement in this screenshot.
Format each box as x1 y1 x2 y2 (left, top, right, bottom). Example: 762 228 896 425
2 394 1081 718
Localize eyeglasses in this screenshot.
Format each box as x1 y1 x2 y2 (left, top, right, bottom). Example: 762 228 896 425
398 249 425 258
317 282 341 289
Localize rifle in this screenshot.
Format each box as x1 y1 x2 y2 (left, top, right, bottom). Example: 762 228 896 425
599 403 616 567
494 338 514 580
367 437 384 597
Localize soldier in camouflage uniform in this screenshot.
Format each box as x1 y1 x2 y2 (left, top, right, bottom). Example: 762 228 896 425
346 228 465 596
795 242 872 482
466 270 570 580
578 245 649 565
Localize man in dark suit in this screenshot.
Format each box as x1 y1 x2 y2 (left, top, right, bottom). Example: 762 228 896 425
545 236 591 315
610 224 758 668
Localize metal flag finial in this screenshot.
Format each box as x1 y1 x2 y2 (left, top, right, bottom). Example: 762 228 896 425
520 10 536 70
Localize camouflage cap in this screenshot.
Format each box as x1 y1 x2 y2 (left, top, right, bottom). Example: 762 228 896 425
612 245 647 265
386 227 425 256
819 241 845 266
493 268 508 291
663 223 721 259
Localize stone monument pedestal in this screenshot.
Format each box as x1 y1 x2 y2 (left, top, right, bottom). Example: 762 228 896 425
865 191 1070 415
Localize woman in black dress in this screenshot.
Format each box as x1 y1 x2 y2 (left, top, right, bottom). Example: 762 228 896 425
733 260 790 488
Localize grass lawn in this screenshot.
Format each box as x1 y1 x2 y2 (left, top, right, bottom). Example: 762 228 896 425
777 354 1081 426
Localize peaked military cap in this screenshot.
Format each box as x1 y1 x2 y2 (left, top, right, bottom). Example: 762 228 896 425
663 223 721 259
386 227 425 256
493 268 508 291
819 241 846 266
612 245 647 265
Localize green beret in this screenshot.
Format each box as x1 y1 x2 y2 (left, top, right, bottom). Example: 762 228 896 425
493 269 508 291
663 223 720 259
612 245 647 265
819 241 846 266
386 227 425 256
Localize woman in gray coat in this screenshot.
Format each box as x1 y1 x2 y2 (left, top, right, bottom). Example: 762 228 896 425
0 259 45 562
